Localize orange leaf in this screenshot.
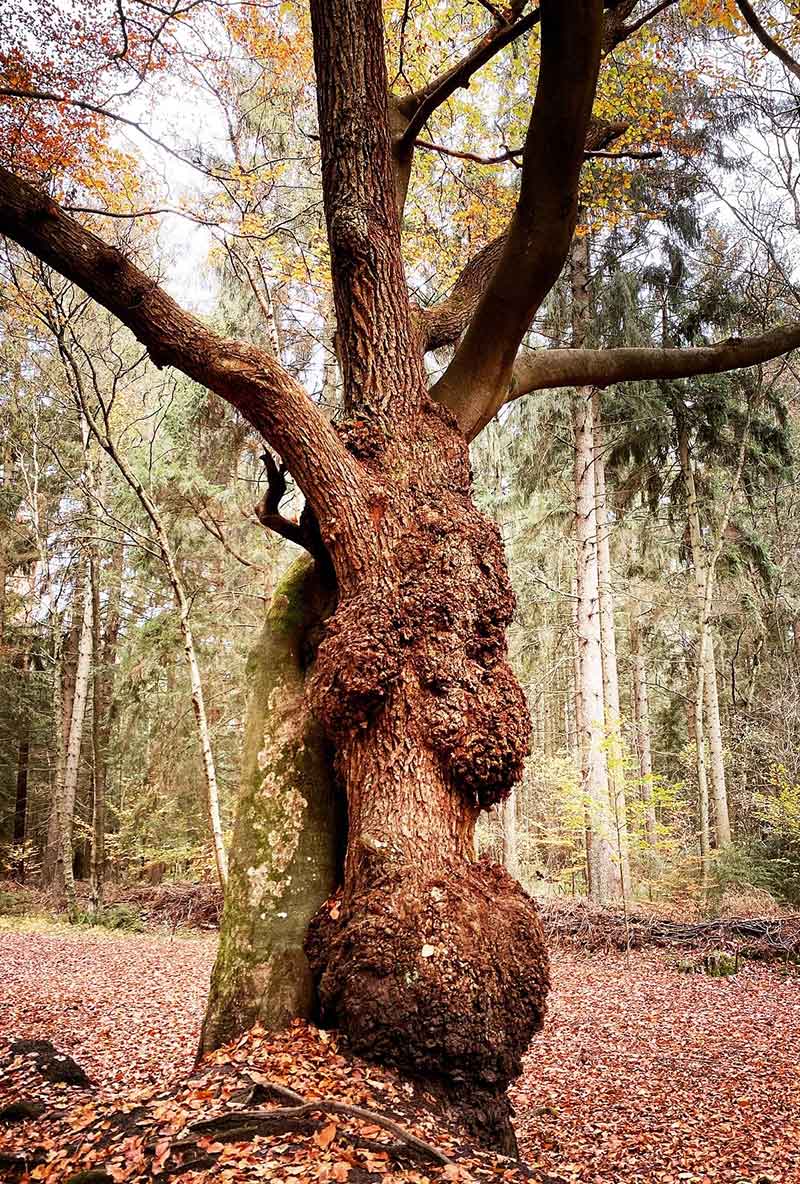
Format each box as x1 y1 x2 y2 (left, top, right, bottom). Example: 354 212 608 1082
315 1121 338 1149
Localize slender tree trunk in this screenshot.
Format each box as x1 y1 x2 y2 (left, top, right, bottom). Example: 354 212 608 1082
573 389 619 903
678 427 732 849
52 565 92 921
500 790 521 881
13 652 31 881
13 732 30 849
67 372 228 888
629 606 657 852
592 389 630 894
44 566 84 887
694 643 712 869
88 530 122 916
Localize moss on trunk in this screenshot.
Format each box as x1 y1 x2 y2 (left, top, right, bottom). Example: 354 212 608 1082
199 558 340 1055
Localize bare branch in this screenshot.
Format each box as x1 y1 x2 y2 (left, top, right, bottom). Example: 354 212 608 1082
396 6 540 150
415 138 661 167
414 138 523 166
0 87 220 177
507 324 800 408
733 0 800 81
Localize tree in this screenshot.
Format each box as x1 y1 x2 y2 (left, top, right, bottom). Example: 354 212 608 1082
5 0 800 1147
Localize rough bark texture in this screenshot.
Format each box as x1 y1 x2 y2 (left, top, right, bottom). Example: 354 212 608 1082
300 405 548 1150
199 559 340 1055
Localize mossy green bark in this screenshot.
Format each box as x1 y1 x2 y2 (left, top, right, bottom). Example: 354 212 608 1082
199 558 339 1055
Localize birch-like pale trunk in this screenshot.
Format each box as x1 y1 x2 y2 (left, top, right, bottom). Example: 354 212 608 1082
67 376 228 888
56 563 93 921
500 791 521 881
678 428 732 849
573 387 619 903
629 604 657 852
592 390 630 894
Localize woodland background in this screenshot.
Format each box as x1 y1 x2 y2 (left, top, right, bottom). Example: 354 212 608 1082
2 0 800 915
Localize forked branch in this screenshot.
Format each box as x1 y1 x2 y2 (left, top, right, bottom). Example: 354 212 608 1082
395 5 540 150
430 0 604 433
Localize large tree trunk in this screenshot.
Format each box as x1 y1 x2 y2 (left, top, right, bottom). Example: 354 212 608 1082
297 417 548 1156
200 558 340 1053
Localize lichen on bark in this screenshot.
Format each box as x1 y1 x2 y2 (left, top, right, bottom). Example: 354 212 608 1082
199 558 340 1055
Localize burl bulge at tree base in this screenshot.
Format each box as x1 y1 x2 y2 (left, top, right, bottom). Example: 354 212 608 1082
300 401 550 1152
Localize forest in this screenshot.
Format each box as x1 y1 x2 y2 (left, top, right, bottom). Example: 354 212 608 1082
1 0 800 1181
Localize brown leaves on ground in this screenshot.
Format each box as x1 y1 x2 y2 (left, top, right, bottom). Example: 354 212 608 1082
1 927 799 1184
513 950 800 1184
0 930 530 1184
0 928 216 1091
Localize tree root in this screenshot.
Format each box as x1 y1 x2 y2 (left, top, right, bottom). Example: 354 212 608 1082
187 1081 455 1167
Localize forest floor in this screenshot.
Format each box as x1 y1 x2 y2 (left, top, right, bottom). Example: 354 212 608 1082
0 922 798 1183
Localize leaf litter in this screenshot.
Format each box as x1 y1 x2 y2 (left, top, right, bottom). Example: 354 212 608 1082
0 929 798 1183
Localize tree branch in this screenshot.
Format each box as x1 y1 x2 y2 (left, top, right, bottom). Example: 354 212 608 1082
0 87 220 177
429 0 604 433
395 5 540 151
507 324 800 405
0 165 369 565
417 117 631 354
733 0 800 82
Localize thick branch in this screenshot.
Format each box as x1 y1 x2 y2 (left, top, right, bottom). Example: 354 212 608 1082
734 0 800 80
429 0 604 432
508 324 800 402
418 117 629 354
309 0 424 413
0 166 370 568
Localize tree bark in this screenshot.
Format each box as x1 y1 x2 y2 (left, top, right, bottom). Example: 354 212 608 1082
89 534 122 917
53 565 93 922
302 414 548 1151
12 650 31 876
629 606 657 853
592 390 630 895
570 234 620 903
43 565 84 887
500 790 521 881
678 427 732 849
200 559 340 1054
573 389 619 904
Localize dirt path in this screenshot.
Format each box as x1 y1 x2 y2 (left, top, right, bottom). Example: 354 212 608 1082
1 927 798 1182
